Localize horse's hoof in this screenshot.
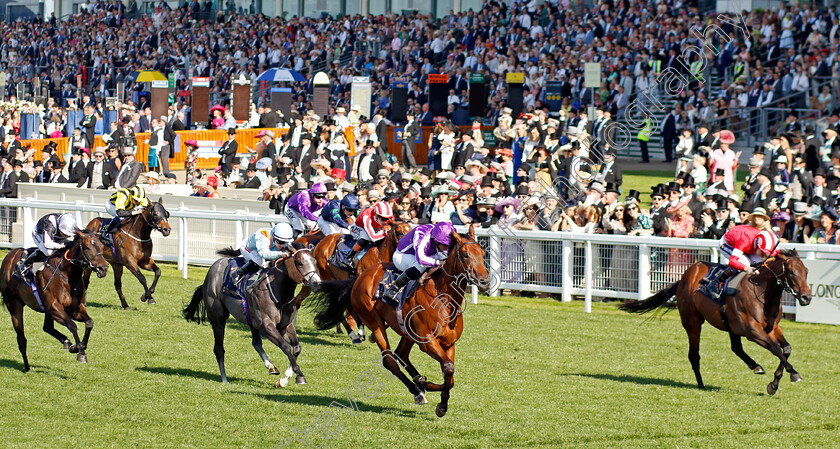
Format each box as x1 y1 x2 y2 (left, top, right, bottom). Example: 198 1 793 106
435 403 447 417
68 344 79 354
351 337 362 345
754 366 765 375
221 378 229 384
268 366 280 375
147 298 156 305
767 382 778 396
77 354 87 363
122 306 131 311
62 340 71 351
140 295 147 303
791 373 803 383
275 377 289 388
296 375 307 385
414 393 428 405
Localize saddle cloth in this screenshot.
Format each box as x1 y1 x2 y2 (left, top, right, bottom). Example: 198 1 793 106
698 263 749 304
14 248 46 312
328 235 369 271
221 256 261 301
377 264 421 319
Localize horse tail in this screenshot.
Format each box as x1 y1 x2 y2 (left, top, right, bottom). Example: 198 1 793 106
217 247 240 258
183 287 206 324
619 281 679 314
306 278 357 330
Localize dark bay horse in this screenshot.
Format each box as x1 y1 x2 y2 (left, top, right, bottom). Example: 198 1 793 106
308 226 491 416
86 199 171 309
294 221 412 343
620 250 811 395
183 245 320 387
0 230 109 371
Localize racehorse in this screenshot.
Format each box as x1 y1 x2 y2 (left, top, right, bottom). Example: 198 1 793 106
294 221 412 343
183 245 321 387
307 225 491 416
85 199 171 309
0 230 109 371
620 250 811 395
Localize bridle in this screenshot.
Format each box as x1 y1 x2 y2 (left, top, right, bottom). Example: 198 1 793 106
756 256 802 298
274 247 319 284
142 203 169 233
41 237 104 290
448 240 489 287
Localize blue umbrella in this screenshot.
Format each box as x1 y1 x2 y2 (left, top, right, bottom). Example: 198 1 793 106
256 68 306 82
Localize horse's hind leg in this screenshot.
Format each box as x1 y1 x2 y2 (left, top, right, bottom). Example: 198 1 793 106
395 337 426 403
43 315 71 349
8 298 29 372
111 264 130 310
729 333 764 374
138 259 162 304
212 321 229 383
681 313 705 389
251 328 279 375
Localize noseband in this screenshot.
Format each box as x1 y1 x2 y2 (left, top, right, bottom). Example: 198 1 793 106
758 257 801 298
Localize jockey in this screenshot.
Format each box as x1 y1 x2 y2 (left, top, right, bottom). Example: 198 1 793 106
383 221 454 302
719 224 780 275
317 193 360 236
284 182 328 238
342 201 394 268
234 222 295 284
19 213 78 275
103 186 150 244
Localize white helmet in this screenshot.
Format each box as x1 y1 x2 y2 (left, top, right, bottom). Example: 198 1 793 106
57 213 78 236
271 222 294 245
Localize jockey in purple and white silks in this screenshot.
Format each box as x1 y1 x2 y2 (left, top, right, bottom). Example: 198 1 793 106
383 221 454 302
284 182 328 239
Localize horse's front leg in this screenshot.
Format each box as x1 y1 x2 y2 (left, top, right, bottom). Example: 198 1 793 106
125 262 153 305
746 322 797 395
417 340 455 417
139 258 162 302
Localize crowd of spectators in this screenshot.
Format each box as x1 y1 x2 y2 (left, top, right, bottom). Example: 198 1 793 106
2 0 840 252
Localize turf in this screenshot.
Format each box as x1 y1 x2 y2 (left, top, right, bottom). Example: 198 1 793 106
1 261 839 449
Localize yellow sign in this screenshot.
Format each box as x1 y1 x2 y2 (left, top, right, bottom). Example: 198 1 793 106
506 72 524 84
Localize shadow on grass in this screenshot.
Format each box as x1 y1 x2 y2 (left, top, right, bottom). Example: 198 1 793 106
0 358 70 378
86 300 132 311
238 391 424 418
135 366 265 388
565 372 720 391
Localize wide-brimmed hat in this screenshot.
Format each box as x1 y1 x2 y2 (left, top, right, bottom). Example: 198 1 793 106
210 105 225 114
748 207 770 221
121 147 136 155
494 196 520 212
775 155 787 164
435 171 456 181
496 148 513 157
432 185 456 197
310 158 331 170
255 157 273 170
144 171 161 183
377 169 391 179
185 139 199 147
719 129 736 144
465 159 488 174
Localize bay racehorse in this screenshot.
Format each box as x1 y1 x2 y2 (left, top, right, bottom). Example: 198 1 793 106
183 245 320 387
0 230 109 371
308 225 491 416
294 221 412 343
85 199 171 309
620 249 811 395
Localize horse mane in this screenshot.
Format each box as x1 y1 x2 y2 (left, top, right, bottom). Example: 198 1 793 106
779 249 798 258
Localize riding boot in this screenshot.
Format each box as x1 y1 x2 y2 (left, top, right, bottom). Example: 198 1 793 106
714 268 737 300
104 217 122 245
383 267 422 303
232 261 258 286
343 240 371 268
18 250 45 276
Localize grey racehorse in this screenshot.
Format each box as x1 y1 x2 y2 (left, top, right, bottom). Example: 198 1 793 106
183 245 320 387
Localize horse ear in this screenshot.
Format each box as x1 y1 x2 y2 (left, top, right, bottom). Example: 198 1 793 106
158 197 163 204
468 223 476 241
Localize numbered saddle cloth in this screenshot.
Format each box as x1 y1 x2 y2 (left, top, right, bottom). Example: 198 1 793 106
698 263 749 304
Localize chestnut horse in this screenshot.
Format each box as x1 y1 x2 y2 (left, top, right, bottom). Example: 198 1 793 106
308 225 491 416
86 199 171 309
620 250 811 395
1 230 109 371
294 221 412 343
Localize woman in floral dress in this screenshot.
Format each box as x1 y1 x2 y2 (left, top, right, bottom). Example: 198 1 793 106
184 139 200 185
